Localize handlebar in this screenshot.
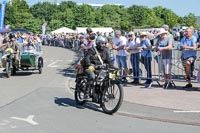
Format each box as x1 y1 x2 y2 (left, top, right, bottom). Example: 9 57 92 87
95 65 106 69
95 64 118 71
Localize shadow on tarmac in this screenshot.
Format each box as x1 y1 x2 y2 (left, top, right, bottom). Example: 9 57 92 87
54 97 102 113
56 50 79 79
0 71 34 78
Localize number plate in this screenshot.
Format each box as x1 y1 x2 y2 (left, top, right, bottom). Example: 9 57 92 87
109 73 116 80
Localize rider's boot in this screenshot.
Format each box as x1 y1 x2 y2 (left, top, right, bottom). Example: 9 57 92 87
84 81 92 99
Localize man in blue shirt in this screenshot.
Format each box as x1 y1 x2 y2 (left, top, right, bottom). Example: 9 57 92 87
180 27 197 88
138 32 152 88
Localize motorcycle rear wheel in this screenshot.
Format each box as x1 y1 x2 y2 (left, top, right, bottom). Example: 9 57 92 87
101 83 124 114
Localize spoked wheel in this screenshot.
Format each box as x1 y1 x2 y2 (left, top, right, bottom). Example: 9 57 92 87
74 79 87 105
38 57 43 74
101 83 124 114
38 67 42 74
11 66 17 75
6 62 11 78
67 78 76 92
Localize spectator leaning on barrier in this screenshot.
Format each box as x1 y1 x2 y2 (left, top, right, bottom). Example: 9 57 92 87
180 27 197 88
112 30 128 82
125 31 141 84
138 32 152 88
148 31 155 46
189 26 197 77
155 28 173 89
162 24 175 47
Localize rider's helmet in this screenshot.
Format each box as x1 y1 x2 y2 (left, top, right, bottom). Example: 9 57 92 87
8 32 16 40
96 36 107 51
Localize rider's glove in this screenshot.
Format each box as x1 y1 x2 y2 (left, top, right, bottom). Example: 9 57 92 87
5 48 14 53
88 65 95 72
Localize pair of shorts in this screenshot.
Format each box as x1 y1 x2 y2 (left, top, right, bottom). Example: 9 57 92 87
162 59 172 74
182 57 195 69
116 55 127 69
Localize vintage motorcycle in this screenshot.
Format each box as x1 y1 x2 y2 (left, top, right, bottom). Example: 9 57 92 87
3 48 17 78
74 63 124 114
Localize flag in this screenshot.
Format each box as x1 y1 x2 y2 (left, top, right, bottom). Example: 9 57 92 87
0 0 6 30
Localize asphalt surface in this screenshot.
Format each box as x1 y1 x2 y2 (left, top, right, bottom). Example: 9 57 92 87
0 46 200 133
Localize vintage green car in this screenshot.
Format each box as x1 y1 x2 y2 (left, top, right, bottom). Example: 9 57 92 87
2 45 44 78
20 52 43 74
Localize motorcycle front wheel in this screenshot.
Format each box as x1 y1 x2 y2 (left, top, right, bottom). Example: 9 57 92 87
6 62 11 78
101 83 124 114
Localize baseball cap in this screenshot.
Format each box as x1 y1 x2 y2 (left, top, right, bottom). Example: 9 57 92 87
115 30 121 35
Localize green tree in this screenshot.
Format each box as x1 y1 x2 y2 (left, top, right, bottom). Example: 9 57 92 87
49 19 63 31
51 9 74 29
24 18 43 34
5 0 34 29
30 2 58 22
4 1 200 33
59 1 77 12
128 5 161 28
94 9 107 27
152 6 179 28
100 5 125 29
73 4 95 27
183 13 198 28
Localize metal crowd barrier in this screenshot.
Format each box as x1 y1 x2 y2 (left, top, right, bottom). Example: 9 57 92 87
112 47 200 88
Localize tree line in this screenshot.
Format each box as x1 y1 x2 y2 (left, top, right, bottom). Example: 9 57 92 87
3 0 200 34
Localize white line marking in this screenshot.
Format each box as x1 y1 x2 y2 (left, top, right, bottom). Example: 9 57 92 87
11 115 39 125
10 125 17 129
47 61 59 68
173 110 200 113
57 60 63 62
0 120 10 126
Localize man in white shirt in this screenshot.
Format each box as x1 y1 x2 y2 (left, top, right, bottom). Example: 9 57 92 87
125 31 141 84
112 30 128 82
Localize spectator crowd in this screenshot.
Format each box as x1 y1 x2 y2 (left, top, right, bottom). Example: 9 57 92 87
1 25 200 89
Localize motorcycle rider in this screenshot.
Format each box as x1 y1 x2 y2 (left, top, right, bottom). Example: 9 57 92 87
96 36 113 67
82 34 113 99
1 33 20 69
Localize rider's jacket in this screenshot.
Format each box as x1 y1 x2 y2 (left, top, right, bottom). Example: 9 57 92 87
83 46 113 69
2 41 19 53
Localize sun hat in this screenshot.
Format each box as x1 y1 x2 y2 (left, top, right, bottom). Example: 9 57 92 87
157 28 168 35
140 32 147 36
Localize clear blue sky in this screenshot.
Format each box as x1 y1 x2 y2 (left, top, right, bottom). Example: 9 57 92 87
26 0 200 17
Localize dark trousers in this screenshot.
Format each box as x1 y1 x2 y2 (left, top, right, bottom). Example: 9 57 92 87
130 53 140 81
142 56 152 83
